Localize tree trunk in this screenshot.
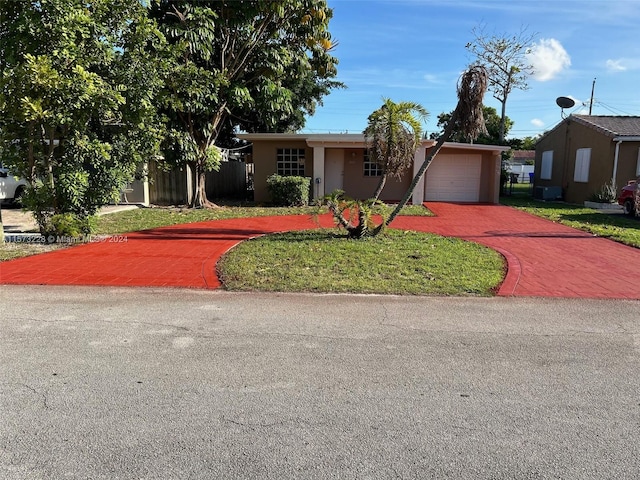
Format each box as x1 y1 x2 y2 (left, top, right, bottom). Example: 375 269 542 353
385 105 461 227
372 174 387 201
189 161 218 209
499 98 507 144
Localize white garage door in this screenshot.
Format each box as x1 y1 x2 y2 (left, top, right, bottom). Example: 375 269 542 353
424 154 482 202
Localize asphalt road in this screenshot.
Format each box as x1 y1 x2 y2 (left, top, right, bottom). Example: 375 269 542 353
1 286 639 479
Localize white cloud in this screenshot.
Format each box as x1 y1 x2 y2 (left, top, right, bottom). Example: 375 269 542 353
606 59 627 72
526 38 571 81
531 118 545 128
423 74 441 84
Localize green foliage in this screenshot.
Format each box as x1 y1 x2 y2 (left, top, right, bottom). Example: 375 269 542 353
589 180 617 203
41 213 94 241
267 174 310 206
364 99 427 197
149 0 342 206
0 0 165 236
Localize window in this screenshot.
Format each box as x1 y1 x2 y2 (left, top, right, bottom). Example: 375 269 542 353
276 148 305 176
540 150 553 180
636 147 640 176
363 151 382 177
574 148 591 183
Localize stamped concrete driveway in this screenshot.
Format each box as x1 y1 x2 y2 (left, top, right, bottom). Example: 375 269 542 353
1 203 639 299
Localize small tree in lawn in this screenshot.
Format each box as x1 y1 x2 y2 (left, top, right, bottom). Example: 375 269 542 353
326 67 488 238
324 99 427 239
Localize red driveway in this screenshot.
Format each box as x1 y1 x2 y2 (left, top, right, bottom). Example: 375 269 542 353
1 203 639 299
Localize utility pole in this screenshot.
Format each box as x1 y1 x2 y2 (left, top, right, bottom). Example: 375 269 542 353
589 78 596 115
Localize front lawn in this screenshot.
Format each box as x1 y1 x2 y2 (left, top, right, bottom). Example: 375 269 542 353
218 228 505 296
500 195 640 248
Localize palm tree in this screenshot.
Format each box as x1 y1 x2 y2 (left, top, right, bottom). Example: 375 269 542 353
324 99 426 239
364 99 428 200
385 66 488 226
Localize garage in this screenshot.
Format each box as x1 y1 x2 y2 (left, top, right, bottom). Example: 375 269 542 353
424 153 482 202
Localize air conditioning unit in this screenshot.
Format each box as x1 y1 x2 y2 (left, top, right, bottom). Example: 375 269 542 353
534 186 562 200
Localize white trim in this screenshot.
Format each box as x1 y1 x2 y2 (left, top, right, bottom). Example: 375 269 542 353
312 146 325 199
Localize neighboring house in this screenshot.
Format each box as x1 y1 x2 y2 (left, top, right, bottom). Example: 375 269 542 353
237 133 509 205
534 115 640 203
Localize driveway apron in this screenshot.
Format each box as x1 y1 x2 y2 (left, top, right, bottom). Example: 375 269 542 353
1 203 639 299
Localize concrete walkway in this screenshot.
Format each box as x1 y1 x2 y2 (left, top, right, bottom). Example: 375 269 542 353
1 203 639 299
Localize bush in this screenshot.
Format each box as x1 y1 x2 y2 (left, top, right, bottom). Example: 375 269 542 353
589 180 617 203
41 213 95 242
266 174 310 206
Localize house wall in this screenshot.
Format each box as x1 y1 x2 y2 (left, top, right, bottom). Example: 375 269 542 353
252 140 311 203
535 119 618 204
341 148 411 201
250 138 502 205
616 143 640 186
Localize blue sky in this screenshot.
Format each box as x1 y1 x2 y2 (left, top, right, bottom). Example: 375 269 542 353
302 0 640 140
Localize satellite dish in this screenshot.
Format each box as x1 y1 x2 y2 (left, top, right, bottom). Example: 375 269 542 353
556 96 575 109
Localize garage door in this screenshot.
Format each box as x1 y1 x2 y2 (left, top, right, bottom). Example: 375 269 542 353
424 154 481 202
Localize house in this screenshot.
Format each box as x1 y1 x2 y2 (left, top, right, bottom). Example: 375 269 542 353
237 133 509 205
534 115 640 203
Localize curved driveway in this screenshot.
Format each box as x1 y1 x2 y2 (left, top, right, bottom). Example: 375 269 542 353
1 203 639 299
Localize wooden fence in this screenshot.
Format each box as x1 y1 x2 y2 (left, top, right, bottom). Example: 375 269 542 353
148 160 248 205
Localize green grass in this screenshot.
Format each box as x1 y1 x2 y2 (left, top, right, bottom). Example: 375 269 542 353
500 193 640 249
93 203 432 235
0 242 66 261
218 228 505 296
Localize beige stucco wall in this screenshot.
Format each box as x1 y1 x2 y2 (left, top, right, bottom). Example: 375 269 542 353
250 138 502 205
535 119 639 203
341 148 411 201
252 140 311 203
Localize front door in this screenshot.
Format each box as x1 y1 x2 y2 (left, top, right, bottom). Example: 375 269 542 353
324 149 344 195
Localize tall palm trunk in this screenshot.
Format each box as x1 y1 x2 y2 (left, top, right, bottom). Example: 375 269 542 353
372 174 387 201
385 108 460 226
386 66 488 227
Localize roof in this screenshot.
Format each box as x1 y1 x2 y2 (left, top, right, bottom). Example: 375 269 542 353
237 132 510 152
511 150 535 162
570 115 640 138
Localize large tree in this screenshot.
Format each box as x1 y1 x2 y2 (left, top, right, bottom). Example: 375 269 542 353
0 0 164 236
149 0 341 208
364 99 428 200
430 105 512 145
466 25 535 144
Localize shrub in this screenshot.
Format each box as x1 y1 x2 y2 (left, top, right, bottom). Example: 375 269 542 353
266 174 310 206
41 213 95 242
589 180 617 203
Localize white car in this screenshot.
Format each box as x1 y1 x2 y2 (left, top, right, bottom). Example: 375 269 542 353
0 166 28 206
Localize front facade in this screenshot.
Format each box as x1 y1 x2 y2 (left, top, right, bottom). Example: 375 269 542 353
535 115 640 204
238 133 507 205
